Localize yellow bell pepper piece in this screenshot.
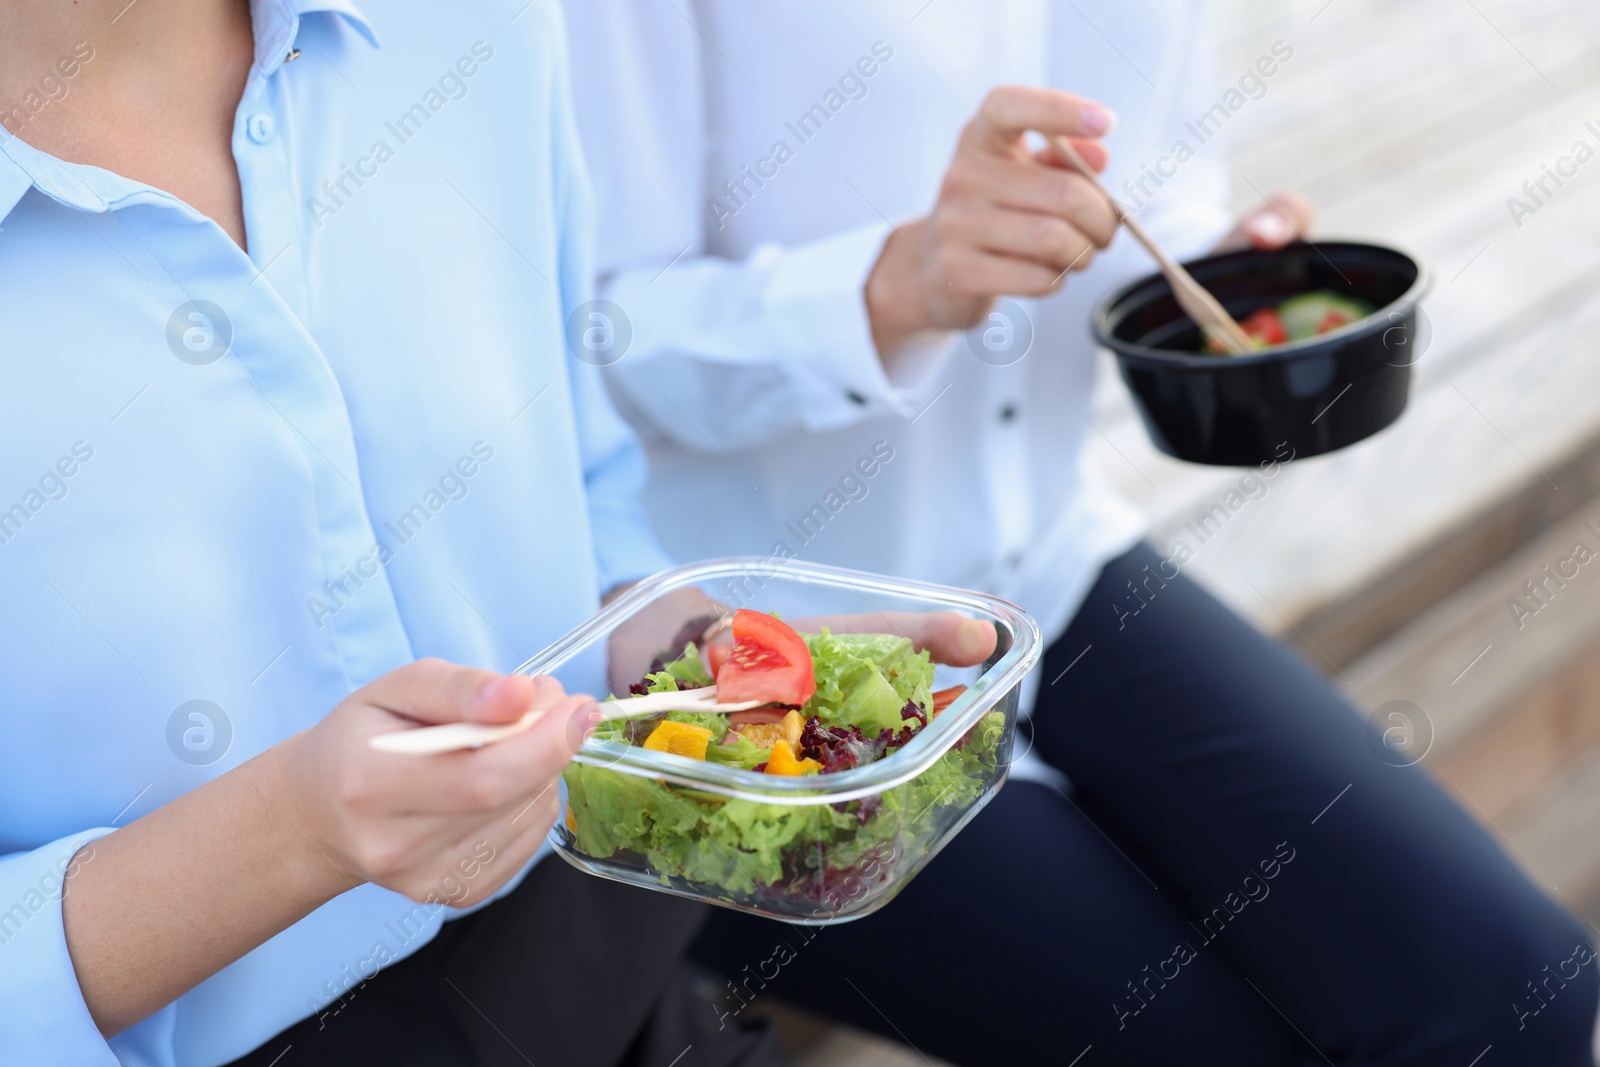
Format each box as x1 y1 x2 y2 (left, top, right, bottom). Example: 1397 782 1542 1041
642 719 714 760
781 709 805 749
734 722 785 749
764 739 822 776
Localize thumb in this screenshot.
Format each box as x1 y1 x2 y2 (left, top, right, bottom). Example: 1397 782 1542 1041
361 658 567 727
467 674 561 726
1035 137 1109 174
792 611 998 666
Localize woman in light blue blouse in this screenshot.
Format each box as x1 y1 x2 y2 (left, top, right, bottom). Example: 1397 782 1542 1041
0 1 738 1063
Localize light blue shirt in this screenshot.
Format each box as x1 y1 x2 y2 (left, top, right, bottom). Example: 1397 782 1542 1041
0 1 668 1063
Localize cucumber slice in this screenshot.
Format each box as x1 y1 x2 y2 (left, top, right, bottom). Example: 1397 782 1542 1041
1277 292 1372 341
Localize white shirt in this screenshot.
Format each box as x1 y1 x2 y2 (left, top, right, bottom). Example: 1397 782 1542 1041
564 0 1231 650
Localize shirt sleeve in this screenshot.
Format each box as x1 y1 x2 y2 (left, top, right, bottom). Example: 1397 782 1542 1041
548 4 675 590
0 829 125 1066
561 0 949 458
600 222 958 454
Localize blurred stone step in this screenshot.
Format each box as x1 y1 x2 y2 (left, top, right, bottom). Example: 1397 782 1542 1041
1503 734 1600 905
1344 488 1600 903
1095 0 1600 653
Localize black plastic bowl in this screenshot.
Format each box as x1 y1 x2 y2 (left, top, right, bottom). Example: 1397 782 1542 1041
1091 241 1431 466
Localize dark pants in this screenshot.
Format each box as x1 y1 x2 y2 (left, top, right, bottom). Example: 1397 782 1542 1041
224 851 787 1067
693 543 1600 1064
235 544 1598 1065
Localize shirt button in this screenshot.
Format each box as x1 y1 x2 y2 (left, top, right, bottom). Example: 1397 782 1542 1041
998 403 1019 423
245 113 276 144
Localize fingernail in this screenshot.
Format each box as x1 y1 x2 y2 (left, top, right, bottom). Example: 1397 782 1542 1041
472 677 502 710
577 701 602 741
1250 213 1294 244
1082 106 1116 137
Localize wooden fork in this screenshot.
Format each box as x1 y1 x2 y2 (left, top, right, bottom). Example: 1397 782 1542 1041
1050 135 1255 355
367 685 763 756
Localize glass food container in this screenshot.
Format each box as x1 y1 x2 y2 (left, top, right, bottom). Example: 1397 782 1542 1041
520 558 1041 925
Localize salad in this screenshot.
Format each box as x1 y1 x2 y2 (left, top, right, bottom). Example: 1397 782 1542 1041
1204 290 1373 354
561 609 1006 912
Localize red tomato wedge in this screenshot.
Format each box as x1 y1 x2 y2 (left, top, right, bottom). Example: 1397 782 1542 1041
1315 310 1353 335
704 635 731 676
1240 307 1289 347
715 609 816 707
931 685 967 716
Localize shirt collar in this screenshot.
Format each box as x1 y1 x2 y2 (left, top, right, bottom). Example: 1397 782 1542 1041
0 150 32 222
0 0 378 226
251 0 380 68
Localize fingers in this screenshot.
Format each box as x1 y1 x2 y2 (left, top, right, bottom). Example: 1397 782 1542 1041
446 789 563 906
429 693 597 814
945 203 1104 277
1215 190 1316 252
933 247 1067 302
360 659 565 727
1247 191 1314 248
1032 138 1108 174
794 611 998 666
947 154 1117 247
966 85 1115 151
388 787 562 906
899 611 999 666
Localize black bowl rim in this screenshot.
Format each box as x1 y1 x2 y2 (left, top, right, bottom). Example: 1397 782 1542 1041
1091 239 1433 368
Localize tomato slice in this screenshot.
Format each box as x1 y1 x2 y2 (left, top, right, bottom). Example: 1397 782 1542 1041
704 633 732 676
1315 309 1353 335
1240 307 1289 347
715 609 816 707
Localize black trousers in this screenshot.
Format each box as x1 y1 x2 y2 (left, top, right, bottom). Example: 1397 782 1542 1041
234 544 1599 1065
224 850 787 1067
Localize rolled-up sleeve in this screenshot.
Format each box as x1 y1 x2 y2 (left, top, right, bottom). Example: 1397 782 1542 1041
0 828 123 1066
599 219 961 453
562 0 953 457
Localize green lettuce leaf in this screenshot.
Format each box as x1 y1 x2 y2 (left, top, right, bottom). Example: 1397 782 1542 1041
561 709 1009 900
803 629 934 733
705 732 769 770
563 633 995 904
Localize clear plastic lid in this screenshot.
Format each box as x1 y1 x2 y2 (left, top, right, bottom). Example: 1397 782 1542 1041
512 558 1041 805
